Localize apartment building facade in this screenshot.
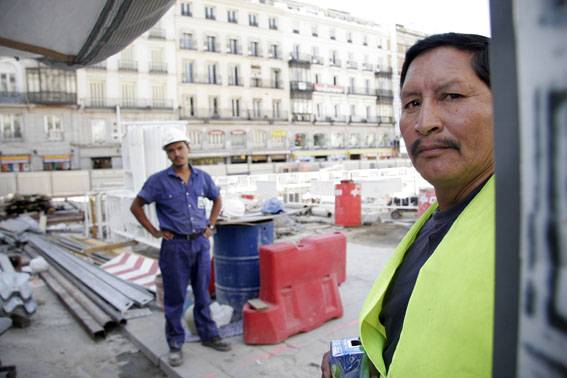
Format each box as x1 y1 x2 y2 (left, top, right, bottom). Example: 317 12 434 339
0 1 424 172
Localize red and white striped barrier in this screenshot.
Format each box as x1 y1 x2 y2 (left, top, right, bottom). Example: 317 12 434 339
101 252 160 292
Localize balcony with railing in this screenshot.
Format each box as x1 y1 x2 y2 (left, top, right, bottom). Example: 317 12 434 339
375 67 393 77
250 79 283 89
289 53 312 65
148 27 166 39
268 49 282 60
290 81 314 92
149 62 168 73
180 40 196 50
227 44 243 55
291 112 312 122
228 76 244 86
346 61 359 70
347 87 375 96
28 91 77 105
315 114 348 123
362 63 375 72
377 116 395 124
190 75 223 85
0 91 27 104
204 43 221 53
179 107 288 121
80 97 174 109
329 58 342 68
118 60 138 72
376 89 394 98
248 48 263 58
311 56 324 65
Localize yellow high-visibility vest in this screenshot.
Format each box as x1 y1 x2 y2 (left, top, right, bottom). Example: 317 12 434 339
360 177 495 377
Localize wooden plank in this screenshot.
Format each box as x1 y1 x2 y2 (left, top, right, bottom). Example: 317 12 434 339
82 240 137 255
247 298 270 311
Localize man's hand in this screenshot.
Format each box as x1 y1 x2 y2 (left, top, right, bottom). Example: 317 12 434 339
204 227 214 238
152 229 173 240
321 351 331 378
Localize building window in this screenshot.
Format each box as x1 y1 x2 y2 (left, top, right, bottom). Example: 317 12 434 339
316 103 322 118
365 79 370 95
184 96 196 117
207 64 219 84
268 17 278 30
181 2 192 16
366 106 372 120
232 98 241 117
347 32 353 43
272 100 281 119
249 13 258 27
180 33 194 49
208 130 224 145
314 73 320 84
188 130 202 147
44 115 63 141
228 38 240 54
0 73 16 93
333 75 339 86
228 64 241 86
209 97 219 117
206 36 217 52
314 133 326 147
249 41 259 57
227 9 238 23
205 6 216 20
269 44 280 59
231 131 246 148
88 80 105 107
1 114 23 140
349 77 355 93
311 25 318 37
292 21 300 34
294 133 306 147
350 104 356 117
182 60 194 83
252 98 262 118
252 130 267 146
329 28 336 40
91 120 106 144
152 84 166 108
121 82 136 107
363 35 368 46
334 104 340 119
271 69 281 88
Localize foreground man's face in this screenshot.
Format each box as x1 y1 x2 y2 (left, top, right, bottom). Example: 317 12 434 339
166 141 190 167
399 47 494 189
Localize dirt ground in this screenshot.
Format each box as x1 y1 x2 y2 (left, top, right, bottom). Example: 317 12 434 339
0 279 165 378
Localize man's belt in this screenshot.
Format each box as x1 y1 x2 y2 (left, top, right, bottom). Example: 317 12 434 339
169 231 204 240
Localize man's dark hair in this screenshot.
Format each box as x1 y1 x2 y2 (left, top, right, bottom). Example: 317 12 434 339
400 33 490 88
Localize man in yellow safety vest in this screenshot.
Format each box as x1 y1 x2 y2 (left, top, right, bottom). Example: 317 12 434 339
322 32 495 377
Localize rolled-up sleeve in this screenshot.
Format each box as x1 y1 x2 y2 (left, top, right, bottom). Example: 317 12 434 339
138 175 159 204
203 173 220 201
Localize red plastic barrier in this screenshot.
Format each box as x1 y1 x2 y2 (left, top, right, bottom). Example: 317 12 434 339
335 180 361 227
243 232 346 344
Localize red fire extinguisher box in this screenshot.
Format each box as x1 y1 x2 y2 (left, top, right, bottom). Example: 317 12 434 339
335 180 361 227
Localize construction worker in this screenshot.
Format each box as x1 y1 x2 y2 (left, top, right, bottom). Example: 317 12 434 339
130 128 231 367
322 33 494 377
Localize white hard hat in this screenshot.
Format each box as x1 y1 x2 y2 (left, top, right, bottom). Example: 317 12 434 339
162 128 190 150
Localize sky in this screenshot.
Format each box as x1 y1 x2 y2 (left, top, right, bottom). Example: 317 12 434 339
301 0 491 36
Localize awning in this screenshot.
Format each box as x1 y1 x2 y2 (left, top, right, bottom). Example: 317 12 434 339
0 0 174 67
43 154 70 163
0 154 30 164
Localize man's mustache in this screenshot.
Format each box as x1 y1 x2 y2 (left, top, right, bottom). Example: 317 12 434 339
411 138 461 158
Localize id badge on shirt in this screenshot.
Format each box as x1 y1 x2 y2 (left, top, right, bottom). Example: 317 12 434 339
197 196 207 209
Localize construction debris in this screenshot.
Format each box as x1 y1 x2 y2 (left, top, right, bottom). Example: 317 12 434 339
1 194 53 218
0 253 37 327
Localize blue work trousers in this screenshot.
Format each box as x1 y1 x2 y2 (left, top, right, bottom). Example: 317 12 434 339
159 236 219 348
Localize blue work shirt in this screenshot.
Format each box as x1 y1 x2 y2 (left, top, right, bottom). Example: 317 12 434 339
137 164 220 235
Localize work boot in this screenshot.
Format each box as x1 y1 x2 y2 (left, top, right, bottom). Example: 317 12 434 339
168 347 183 367
202 336 231 352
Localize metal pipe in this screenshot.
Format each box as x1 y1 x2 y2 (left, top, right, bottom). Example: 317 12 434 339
24 245 125 324
46 264 115 330
41 271 105 339
28 234 152 307
27 235 135 312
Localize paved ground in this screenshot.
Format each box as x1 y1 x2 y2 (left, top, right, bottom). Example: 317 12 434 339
125 242 396 378
0 223 407 377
